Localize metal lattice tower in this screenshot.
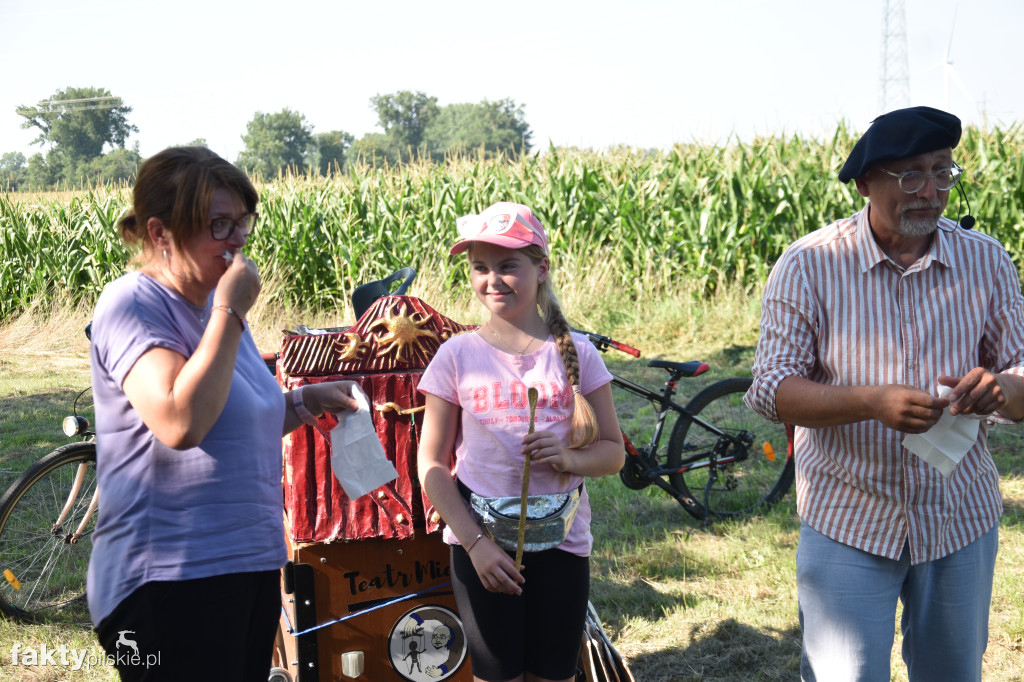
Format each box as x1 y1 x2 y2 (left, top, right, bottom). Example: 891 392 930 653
879 0 911 112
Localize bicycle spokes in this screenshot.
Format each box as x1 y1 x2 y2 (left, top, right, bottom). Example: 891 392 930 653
0 443 97 621
668 378 795 519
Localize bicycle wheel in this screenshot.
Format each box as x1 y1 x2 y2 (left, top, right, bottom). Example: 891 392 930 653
0 442 97 621
667 377 794 519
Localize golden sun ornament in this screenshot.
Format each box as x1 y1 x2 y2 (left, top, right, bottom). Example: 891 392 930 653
335 332 369 363
368 301 438 362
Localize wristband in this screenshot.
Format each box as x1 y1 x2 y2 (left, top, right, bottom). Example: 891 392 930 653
466 533 484 555
291 386 320 426
212 305 245 331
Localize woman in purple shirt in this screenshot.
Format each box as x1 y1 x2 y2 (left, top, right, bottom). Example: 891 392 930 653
88 147 357 681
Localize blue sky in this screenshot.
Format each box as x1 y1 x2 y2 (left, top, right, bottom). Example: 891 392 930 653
1 0 1021 164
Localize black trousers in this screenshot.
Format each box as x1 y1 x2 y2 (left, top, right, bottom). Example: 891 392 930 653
95 570 280 682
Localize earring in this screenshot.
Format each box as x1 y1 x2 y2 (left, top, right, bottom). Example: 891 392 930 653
162 249 168 265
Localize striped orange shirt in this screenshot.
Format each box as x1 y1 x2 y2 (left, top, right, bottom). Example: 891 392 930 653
745 206 1024 563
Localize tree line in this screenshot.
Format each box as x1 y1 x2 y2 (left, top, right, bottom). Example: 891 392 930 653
1 87 533 191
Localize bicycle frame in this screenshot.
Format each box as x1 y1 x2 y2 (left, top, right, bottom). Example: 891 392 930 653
576 327 749 473
576 327 793 521
53 457 98 545
53 387 98 544
611 371 751 514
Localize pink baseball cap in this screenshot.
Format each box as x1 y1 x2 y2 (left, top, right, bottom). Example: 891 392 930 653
449 202 549 255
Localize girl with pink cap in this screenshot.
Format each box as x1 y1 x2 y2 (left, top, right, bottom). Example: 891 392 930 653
417 201 624 682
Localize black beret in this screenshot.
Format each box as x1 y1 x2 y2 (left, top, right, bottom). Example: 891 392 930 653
838 106 961 183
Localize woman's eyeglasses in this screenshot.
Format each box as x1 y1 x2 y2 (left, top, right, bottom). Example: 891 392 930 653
209 212 258 240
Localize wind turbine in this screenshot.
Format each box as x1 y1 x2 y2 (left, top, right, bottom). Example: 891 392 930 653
927 7 975 111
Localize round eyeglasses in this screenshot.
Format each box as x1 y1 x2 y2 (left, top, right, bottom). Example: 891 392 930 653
876 163 963 194
209 212 258 241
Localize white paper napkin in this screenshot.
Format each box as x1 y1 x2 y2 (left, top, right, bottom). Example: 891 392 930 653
902 385 985 478
330 384 398 499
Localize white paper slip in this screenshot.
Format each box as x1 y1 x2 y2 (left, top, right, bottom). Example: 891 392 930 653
330 384 398 499
902 385 986 478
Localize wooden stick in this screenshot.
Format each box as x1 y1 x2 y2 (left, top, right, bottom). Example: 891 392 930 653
516 388 539 569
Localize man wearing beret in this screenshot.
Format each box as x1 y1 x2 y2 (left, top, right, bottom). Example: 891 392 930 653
745 106 1024 681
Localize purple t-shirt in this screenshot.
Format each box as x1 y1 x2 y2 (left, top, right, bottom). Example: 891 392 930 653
87 272 287 626
417 330 612 556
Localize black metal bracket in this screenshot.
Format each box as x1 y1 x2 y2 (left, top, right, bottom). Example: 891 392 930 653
284 561 320 682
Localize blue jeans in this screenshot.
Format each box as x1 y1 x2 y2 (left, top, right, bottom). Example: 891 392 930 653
796 522 997 682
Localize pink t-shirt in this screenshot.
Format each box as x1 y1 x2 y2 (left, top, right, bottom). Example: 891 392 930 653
418 330 612 556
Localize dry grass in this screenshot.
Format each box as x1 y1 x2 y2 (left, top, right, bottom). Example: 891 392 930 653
0 303 93 359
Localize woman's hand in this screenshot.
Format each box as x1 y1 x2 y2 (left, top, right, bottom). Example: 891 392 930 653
282 381 359 436
522 429 573 472
214 251 261 317
304 381 361 416
467 536 524 595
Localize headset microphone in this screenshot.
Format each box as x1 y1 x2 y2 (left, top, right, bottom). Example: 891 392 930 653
955 182 975 229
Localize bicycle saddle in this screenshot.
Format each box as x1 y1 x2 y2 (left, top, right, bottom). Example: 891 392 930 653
351 267 417 319
647 359 709 377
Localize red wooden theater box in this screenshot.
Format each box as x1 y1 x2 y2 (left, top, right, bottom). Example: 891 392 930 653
272 296 475 682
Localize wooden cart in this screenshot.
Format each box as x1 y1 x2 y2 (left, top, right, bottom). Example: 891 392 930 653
269 296 476 682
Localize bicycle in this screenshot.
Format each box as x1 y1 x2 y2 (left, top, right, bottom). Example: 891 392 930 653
0 383 97 622
575 329 795 521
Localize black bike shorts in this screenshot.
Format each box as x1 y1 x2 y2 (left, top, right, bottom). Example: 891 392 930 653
450 544 590 681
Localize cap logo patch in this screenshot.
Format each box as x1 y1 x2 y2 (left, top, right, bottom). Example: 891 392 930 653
488 214 513 234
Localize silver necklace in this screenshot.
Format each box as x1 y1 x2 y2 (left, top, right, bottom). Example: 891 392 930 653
486 324 537 355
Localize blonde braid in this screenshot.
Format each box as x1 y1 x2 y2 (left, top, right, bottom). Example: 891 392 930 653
525 244 600 449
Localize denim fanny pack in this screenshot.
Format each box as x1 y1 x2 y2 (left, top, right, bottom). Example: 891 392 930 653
458 479 582 553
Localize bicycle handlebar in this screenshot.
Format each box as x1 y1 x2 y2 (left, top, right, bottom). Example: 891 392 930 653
572 328 642 358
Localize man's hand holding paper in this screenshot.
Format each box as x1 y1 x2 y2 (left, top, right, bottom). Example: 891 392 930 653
903 382 988 478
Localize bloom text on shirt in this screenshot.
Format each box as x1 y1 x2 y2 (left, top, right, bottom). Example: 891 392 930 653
471 381 572 413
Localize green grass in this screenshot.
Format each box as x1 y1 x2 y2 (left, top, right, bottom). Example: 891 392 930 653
0 308 93 495
1 281 1023 680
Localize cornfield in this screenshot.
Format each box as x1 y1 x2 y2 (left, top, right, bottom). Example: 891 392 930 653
2 124 1023 321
